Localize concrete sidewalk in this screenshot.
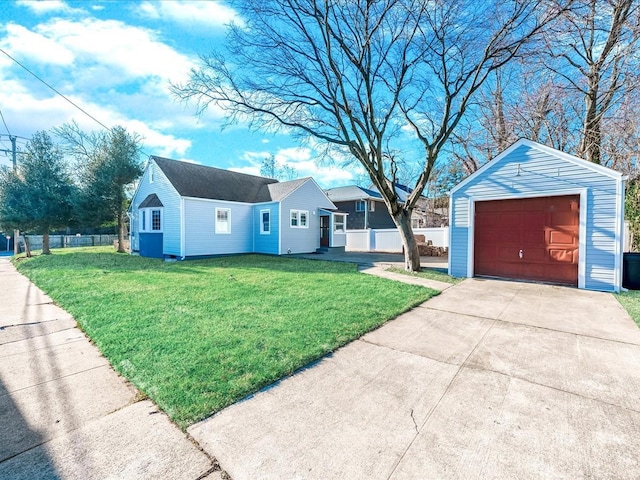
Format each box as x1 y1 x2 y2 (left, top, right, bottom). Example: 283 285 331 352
0 258 219 479
294 251 449 270
358 264 454 291
190 278 640 479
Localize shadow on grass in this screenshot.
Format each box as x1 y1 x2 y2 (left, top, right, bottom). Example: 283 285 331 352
15 249 361 277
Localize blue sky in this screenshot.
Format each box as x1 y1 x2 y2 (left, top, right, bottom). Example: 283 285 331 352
0 0 357 187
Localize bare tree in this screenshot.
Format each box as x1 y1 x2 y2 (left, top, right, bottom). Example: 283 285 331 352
173 0 566 270
260 154 298 181
448 65 578 174
545 0 640 164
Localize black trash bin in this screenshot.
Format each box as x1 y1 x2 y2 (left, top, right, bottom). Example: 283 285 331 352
623 253 640 289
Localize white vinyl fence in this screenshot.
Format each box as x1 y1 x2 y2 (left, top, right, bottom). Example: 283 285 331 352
346 227 449 253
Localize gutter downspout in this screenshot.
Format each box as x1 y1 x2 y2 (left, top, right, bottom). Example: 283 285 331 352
126 211 132 254
180 197 186 260
364 198 368 229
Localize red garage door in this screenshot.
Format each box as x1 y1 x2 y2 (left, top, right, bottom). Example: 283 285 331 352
474 195 579 286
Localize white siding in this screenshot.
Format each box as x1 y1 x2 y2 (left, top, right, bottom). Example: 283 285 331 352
280 179 335 254
449 140 623 292
183 198 253 256
130 161 181 256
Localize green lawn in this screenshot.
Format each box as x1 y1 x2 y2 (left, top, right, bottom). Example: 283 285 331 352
14 247 434 428
387 266 462 284
617 290 640 328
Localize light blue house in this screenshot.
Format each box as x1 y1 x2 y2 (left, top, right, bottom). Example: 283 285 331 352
449 139 625 292
129 156 342 259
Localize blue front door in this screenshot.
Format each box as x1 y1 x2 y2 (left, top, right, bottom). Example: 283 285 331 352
139 232 163 258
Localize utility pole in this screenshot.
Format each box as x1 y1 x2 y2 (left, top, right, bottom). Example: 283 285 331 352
0 134 25 255
11 136 18 255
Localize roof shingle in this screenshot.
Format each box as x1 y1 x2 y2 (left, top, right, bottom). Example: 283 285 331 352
152 156 278 203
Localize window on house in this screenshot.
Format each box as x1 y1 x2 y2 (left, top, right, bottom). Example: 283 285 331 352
151 209 161 230
290 209 309 228
261 209 270 234
216 208 231 234
369 200 375 212
334 214 345 232
139 208 162 232
149 165 154 184
355 200 366 212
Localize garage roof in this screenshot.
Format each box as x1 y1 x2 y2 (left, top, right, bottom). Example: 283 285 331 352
450 138 623 196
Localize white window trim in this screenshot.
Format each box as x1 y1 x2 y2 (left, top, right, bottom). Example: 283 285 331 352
369 200 375 212
260 209 271 235
149 165 154 184
140 210 146 232
334 214 345 232
355 200 366 212
290 209 309 229
215 207 231 234
139 207 163 233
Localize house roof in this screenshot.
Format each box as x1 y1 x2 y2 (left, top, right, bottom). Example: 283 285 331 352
265 177 311 201
139 193 163 208
366 183 428 203
324 185 383 202
152 156 278 203
450 138 624 195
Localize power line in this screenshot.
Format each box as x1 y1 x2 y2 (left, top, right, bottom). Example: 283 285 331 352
0 109 11 136
0 47 111 132
0 47 151 158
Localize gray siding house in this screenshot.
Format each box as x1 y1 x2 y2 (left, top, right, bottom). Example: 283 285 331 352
325 186 396 229
449 139 625 292
129 157 337 259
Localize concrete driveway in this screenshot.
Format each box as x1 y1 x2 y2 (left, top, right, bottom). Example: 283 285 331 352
294 251 449 270
190 278 640 479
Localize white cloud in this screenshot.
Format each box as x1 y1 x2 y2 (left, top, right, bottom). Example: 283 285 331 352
237 146 357 187
137 1 241 28
0 76 192 160
35 18 195 84
0 14 218 135
15 0 83 15
274 146 312 164
2 24 75 65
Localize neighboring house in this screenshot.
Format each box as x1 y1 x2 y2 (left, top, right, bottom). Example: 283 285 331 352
129 156 342 259
325 184 444 230
324 186 394 230
371 183 448 228
449 138 625 293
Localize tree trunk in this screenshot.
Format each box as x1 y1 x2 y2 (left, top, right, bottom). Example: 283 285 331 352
394 209 420 271
42 231 51 255
24 236 32 258
579 71 602 164
117 211 126 253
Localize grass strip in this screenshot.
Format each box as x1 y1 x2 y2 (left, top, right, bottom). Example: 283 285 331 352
616 290 640 328
387 266 462 284
15 247 434 428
